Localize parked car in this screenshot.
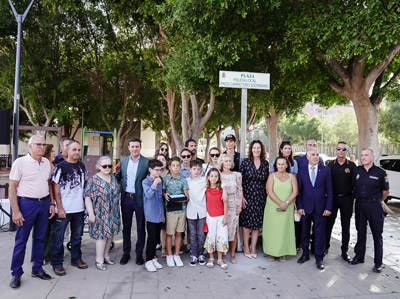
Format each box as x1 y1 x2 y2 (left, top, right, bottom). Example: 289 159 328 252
379 155 400 202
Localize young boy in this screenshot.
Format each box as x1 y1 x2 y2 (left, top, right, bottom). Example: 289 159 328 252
163 156 189 267
142 159 164 272
186 160 207 266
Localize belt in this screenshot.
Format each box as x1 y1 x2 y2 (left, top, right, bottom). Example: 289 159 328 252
357 197 379 203
18 195 49 202
334 193 353 197
126 193 136 198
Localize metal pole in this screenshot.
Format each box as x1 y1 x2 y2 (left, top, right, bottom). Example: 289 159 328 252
8 0 35 232
237 88 248 252
81 106 84 160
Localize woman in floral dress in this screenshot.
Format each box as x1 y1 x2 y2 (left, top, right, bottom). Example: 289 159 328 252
84 156 121 270
239 140 269 259
219 154 242 264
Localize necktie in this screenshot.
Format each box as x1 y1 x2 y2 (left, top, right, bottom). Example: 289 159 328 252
311 167 316 187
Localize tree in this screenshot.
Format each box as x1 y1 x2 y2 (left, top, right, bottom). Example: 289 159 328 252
379 101 400 144
283 0 400 160
321 110 359 146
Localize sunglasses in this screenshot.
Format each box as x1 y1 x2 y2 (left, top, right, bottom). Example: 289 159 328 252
160 148 168 152
336 147 347 151
181 155 191 159
100 164 112 169
210 154 220 158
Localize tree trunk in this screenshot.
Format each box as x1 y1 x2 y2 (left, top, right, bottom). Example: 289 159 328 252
115 132 122 160
352 96 380 161
215 126 225 149
263 107 282 166
203 130 212 163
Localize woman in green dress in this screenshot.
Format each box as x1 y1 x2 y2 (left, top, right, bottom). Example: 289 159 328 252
263 156 298 261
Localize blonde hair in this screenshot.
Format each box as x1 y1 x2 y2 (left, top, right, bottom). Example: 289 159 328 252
217 154 234 172
206 168 222 190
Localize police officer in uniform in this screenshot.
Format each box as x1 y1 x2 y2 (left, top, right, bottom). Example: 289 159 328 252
350 147 389 273
223 134 240 172
326 141 356 261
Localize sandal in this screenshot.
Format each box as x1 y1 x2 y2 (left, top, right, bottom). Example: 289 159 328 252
217 259 228 270
279 256 286 262
268 255 275 261
161 250 167 258
104 258 115 265
207 258 215 268
230 256 237 264
95 262 107 271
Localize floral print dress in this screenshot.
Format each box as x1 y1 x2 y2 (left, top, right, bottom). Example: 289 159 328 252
84 174 121 239
239 159 269 230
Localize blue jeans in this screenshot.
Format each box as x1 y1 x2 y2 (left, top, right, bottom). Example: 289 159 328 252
50 212 84 268
11 197 50 276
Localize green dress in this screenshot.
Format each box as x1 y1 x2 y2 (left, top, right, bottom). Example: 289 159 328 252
262 173 296 257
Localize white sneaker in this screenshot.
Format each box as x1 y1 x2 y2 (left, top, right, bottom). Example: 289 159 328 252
198 255 206 266
152 258 163 269
166 255 175 267
145 260 157 272
174 255 184 267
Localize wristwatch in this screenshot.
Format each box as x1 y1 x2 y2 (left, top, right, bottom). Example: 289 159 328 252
50 203 56 206
285 201 290 205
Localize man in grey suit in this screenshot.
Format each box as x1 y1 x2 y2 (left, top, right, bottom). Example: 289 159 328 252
115 138 149 265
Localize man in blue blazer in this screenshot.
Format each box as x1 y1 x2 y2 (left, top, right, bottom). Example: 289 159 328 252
115 138 149 266
297 148 333 270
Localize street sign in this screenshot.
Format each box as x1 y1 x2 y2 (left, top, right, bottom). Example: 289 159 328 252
219 71 270 90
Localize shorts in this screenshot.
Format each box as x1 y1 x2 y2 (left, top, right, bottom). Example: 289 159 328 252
166 211 186 235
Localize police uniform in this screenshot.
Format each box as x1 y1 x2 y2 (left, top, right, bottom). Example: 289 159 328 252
351 164 389 270
326 158 356 258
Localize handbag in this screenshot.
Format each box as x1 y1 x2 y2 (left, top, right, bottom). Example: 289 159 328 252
294 210 301 222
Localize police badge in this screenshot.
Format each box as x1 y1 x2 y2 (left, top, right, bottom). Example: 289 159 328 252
345 168 350 173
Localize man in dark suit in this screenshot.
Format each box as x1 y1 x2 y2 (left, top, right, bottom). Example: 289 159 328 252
115 138 149 266
297 148 333 270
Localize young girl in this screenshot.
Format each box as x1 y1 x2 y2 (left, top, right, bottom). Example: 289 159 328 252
204 168 229 270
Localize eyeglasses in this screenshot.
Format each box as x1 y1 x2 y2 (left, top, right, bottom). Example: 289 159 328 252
336 147 347 151
33 143 47 147
181 155 191 159
160 148 168 152
151 168 163 172
210 154 220 158
100 164 112 169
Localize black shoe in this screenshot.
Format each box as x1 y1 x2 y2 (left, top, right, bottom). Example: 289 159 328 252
341 253 351 262
31 270 51 280
316 260 324 270
350 257 365 265
323 249 329 256
10 275 21 289
297 255 310 264
373 264 382 273
120 254 131 265
136 255 145 265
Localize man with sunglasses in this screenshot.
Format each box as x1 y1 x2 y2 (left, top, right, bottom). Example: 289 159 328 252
185 139 205 164
180 148 193 179
9 135 55 289
115 138 149 266
51 140 88 276
223 134 240 172
326 141 356 261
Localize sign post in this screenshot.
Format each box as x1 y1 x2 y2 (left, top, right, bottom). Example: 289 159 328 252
219 70 270 252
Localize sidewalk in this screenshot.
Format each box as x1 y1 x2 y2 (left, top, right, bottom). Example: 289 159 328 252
0 215 399 299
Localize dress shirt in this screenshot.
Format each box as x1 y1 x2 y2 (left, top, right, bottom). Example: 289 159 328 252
126 155 140 193
179 163 192 178
308 164 318 184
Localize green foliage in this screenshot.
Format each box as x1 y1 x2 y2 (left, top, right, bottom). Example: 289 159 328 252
320 110 359 146
379 101 400 144
275 114 322 144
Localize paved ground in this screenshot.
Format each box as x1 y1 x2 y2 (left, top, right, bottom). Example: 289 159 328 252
0 200 399 299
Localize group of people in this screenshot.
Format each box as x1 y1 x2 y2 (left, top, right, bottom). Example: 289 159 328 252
8 133 389 289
